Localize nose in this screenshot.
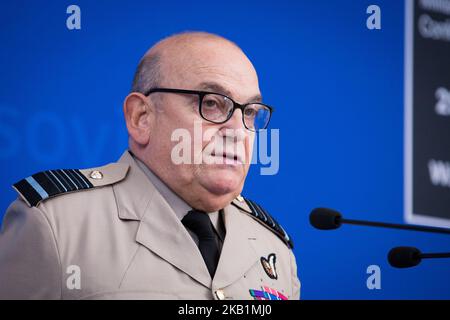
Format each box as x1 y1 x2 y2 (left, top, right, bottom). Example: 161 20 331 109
219 109 249 142
217 109 247 141
224 108 246 130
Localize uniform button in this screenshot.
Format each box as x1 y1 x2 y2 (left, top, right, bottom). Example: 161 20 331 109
89 170 103 180
215 289 225 300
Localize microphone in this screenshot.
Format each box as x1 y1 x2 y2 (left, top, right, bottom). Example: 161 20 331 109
309 208 450 235
388 247 450 268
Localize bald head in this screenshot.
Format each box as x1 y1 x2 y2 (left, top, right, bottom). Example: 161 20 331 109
131 32 256 95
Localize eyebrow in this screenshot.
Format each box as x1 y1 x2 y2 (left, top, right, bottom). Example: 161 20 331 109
197 81 263 104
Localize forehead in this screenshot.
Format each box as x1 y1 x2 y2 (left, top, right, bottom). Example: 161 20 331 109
196 81 262 103
161 39 261 102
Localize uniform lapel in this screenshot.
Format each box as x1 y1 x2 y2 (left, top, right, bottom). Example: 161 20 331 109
113 151 211 288
213 202 260 289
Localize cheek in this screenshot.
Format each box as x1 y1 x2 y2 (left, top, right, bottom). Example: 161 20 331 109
245 134 255 163
153 111 196 148
153 119 200 175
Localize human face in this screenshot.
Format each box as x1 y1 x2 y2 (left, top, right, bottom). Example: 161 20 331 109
138 39 261 211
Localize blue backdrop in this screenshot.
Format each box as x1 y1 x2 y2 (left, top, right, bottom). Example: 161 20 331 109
1 0 449 299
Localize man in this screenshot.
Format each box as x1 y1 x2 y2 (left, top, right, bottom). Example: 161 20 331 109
0 32 300 300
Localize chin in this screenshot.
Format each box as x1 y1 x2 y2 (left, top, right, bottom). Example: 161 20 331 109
200 168 243 196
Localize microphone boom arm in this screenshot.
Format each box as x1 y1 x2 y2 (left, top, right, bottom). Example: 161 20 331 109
340 218 450 235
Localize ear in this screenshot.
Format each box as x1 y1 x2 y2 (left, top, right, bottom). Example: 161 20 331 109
123 92 154 146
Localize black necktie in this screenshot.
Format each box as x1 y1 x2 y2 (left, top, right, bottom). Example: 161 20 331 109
182 209 220 278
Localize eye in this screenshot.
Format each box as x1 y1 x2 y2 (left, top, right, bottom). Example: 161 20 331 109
203 97 219 108
244 107 257 118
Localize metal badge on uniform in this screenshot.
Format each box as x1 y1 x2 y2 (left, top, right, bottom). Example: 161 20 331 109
260 253 277 280
215 289 225 300
89 170 103 180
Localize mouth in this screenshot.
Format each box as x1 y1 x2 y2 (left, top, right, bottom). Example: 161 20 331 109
210 151 244 165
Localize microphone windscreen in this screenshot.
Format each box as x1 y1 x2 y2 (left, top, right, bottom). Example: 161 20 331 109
388 247 421 268
309 208 342 230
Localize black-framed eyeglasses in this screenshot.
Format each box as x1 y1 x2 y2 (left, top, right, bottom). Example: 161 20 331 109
142 88 274 132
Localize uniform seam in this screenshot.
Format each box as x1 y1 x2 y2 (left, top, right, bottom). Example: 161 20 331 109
111 183 140 289
289 249 294 299
118 245 140 289
33 205 64 300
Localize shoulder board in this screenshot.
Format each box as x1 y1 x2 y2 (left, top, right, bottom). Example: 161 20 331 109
12 163 130 207
231 195 294 249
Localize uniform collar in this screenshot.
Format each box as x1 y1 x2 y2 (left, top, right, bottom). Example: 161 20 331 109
113 150 259 289
132 153 191 221
113 150 153 221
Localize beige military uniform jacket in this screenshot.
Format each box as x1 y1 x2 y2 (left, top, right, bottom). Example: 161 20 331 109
0 151 300 300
